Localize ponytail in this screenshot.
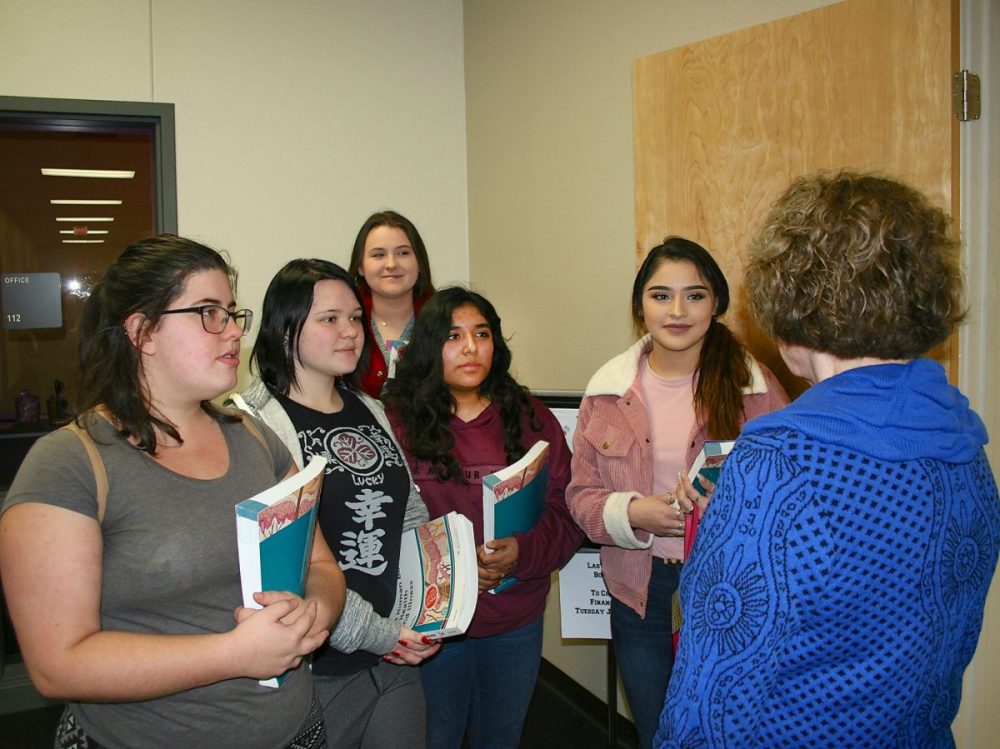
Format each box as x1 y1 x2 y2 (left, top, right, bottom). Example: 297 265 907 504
694 320 750 440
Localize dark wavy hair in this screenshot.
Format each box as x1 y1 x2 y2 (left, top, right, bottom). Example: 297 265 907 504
383 287 541 482
746 171 965 358
631 237 751 440
347 210 435 301
77 234 240 453
251 259 369 395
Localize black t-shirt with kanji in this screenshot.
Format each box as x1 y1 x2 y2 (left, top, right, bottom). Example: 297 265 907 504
277 388 410 675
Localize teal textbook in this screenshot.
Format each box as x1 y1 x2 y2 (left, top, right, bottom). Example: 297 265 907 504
687 439 734 496
682 440 734 561
235 455 326 687
482 440 549 594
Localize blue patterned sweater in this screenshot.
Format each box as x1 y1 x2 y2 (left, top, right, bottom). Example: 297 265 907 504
655 359 999 748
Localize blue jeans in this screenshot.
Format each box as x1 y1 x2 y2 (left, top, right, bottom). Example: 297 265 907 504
610 561 680 749
419 616 544 749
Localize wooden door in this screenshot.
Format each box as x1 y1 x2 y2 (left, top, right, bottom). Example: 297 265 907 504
633 0 958 393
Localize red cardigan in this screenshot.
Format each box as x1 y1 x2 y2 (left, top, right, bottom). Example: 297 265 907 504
358 288 430 398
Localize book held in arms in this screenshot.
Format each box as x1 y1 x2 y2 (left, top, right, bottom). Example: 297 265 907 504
235 454 326 687
682 440 735 560
389 511 478 639
671 440 736 652
482 440 549 593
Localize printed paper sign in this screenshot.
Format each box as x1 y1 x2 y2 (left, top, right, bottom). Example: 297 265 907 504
559 549 611 639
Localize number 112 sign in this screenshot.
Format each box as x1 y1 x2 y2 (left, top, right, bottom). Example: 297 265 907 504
2 273 63 329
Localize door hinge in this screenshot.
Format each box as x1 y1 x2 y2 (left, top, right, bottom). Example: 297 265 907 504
953 70 981 122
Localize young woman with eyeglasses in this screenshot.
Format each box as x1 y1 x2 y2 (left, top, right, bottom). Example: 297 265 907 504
0 235 346 749
230 258 437 749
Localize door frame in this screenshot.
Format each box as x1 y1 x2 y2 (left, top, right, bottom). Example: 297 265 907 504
0 95 177 715
0 96 177 234
955 0 999 742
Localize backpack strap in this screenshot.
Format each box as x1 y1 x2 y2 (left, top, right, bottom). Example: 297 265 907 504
227 408 275 474
239 412 269 452
62 421 108 524
59 411 272 525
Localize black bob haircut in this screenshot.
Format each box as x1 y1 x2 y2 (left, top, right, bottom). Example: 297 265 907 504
250 258 370 395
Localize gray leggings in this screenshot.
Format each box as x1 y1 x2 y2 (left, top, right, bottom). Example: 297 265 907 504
312 660 425 749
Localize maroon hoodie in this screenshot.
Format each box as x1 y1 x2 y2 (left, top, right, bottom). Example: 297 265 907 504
388 398 584 637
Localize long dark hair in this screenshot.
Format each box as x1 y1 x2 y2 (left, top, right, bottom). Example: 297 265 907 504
347 210 435 301
631 237 750 440
251 259 369 395
383 287 540 482
77 234 239 453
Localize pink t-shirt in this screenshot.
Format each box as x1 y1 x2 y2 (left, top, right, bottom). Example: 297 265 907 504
639 356 696 561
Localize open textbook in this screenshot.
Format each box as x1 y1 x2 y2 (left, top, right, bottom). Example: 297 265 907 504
390 511 477 639
235 455 326 687
482 440 549 593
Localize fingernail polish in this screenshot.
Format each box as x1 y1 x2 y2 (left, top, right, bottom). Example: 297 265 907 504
391 650 402 658
398 640 408 647
421 636 434 645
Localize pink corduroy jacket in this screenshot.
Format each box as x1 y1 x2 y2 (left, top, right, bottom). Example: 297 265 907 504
566 335 789 617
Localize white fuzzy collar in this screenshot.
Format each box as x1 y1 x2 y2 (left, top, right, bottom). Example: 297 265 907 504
584 334 768 398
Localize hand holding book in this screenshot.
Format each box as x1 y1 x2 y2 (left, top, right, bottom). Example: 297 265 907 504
477 537 519 592
671 473 709 512
628 492 686 537
229 594 327 681
235 590 330 643
481 441 550 592
381 624 441 666
677 440 734 561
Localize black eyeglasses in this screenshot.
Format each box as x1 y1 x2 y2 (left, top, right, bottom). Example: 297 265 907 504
160 305 254 334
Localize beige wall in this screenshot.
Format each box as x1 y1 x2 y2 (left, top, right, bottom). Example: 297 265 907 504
463 0 837 392
0 0 470 386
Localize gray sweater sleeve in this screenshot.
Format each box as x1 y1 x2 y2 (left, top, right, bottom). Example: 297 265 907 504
327 589 402 655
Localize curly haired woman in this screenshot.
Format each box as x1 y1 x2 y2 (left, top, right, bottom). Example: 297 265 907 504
655 172 1000 749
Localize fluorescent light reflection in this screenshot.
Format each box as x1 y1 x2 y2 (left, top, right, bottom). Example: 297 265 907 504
62 239 105 244
66 275 98 299
50 199 123 205
59 229 109 235
55 217 115 222
42 168 135 179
